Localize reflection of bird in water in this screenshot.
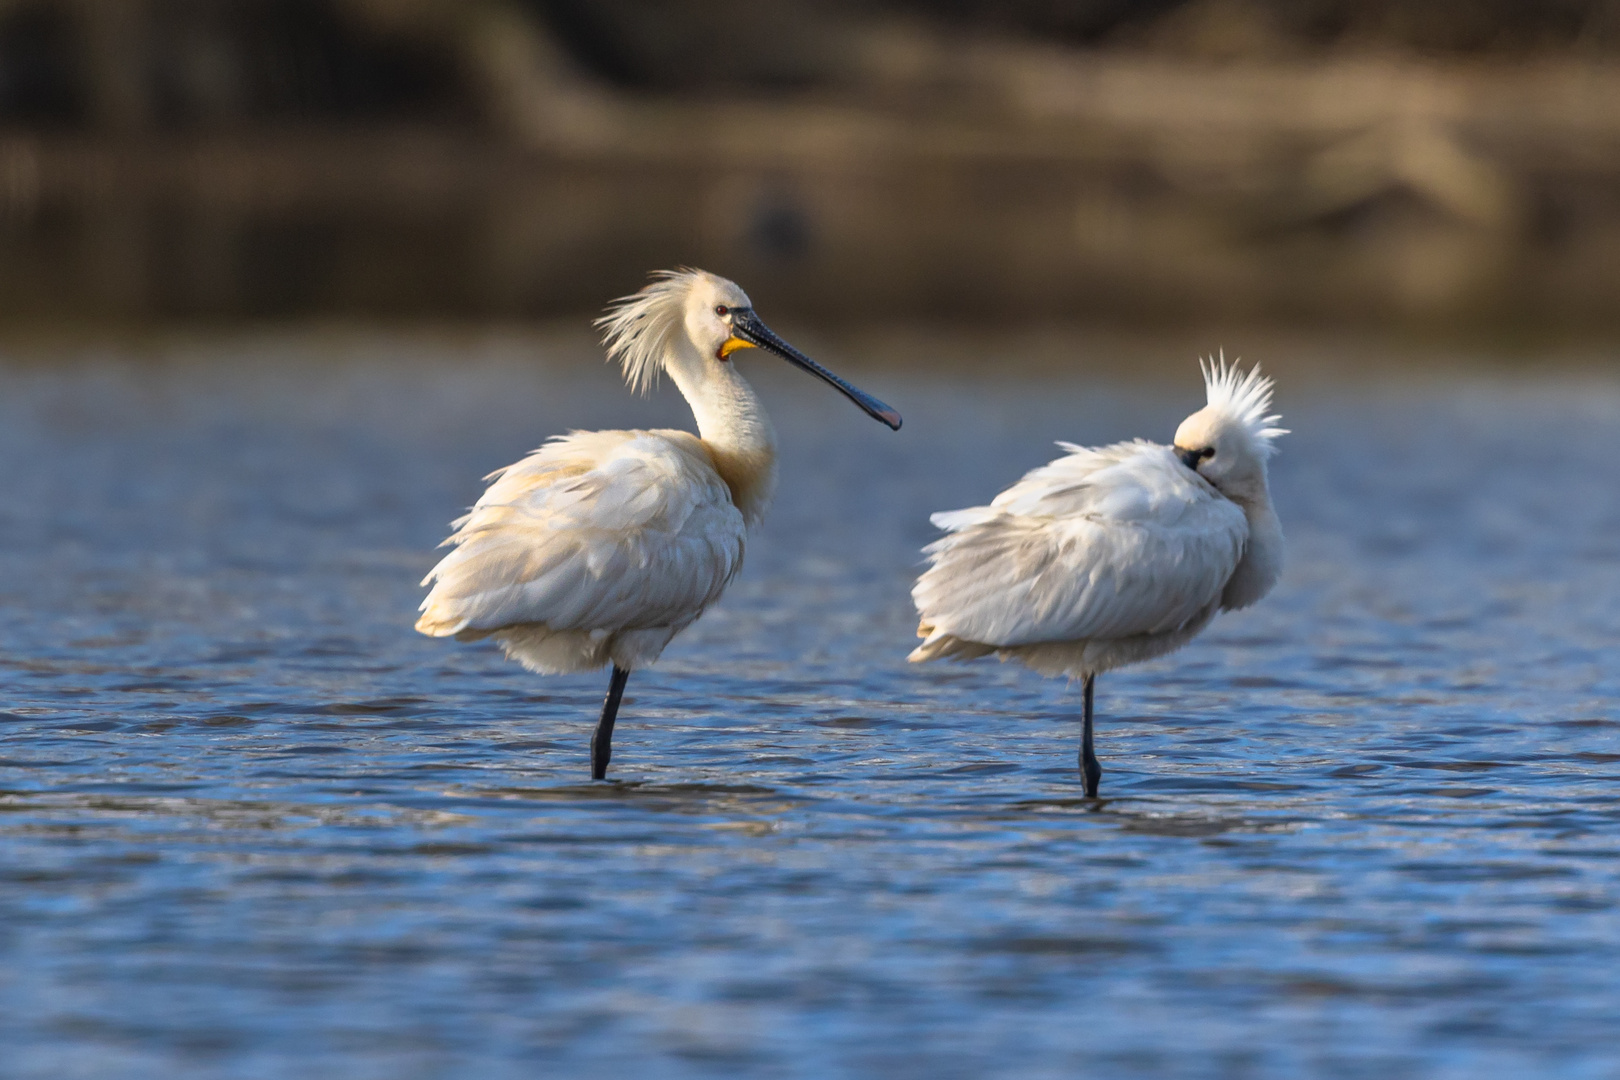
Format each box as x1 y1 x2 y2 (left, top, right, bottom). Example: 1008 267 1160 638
909 358 1285 797
417 269 901 780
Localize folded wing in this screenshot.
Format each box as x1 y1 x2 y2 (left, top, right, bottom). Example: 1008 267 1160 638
913 440 1247 650
417 429 746 638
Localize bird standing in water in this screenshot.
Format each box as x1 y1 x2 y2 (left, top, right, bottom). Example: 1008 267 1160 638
909 358 1284 796
418 269 901 779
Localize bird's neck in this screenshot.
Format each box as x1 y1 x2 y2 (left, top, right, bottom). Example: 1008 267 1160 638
1222 482 1283 611
672 360 778 527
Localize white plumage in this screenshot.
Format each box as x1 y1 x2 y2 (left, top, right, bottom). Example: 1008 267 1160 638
910 357 1285 795
417 429 745 674
418 268 901 780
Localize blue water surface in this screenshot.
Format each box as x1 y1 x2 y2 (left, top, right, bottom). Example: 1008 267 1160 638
1 334 1618 1079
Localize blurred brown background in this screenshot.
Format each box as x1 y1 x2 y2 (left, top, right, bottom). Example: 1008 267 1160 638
2 0 1620 329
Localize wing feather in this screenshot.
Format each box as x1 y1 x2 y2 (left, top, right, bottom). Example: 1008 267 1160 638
417 430 746 637
913 441 1247 648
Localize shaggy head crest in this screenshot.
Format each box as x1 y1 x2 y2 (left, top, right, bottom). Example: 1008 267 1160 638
1200 351 1287 457
594 268 723 395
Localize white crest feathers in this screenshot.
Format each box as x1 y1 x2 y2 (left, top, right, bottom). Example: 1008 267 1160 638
595 268 706 395
1201 351 1287 456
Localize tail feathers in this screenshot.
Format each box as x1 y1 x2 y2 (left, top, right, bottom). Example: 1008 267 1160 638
415 607 498 641
929 506 998 532
908 622 997 664
414 610 468 637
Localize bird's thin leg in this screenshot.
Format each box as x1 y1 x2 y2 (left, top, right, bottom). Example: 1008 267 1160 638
591 665 630 781
1080 673 1102 797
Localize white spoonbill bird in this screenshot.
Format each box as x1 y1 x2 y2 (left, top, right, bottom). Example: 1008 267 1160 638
909 358 1285 796
417 269 901 780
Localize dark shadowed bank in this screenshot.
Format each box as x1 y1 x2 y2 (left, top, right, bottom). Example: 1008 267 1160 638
3 0 1620 332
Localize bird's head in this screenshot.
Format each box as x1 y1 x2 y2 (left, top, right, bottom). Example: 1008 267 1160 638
1173 354 1286 500
596 268 901 430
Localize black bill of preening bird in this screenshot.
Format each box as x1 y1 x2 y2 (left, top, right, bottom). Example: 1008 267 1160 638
908 356 1286 797
416 269 901 780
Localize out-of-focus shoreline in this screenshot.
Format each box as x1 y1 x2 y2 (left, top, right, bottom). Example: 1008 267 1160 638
1 318 1615 388
5 7 1620 333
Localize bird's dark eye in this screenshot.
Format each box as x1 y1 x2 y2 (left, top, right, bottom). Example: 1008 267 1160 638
1200 447 1216 459
715 305 729 316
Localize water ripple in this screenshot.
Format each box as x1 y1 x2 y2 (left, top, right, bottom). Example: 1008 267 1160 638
1 352 1618 1078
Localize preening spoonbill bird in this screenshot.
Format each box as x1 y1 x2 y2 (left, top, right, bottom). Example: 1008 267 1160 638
417 269 901 780
909 358 1284 796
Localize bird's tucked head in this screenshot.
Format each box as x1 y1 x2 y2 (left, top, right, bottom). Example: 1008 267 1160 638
595 268 901 430
1173 354 1286 500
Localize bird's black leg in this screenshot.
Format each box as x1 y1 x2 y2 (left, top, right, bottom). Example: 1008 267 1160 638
591 665 630 781
1080 673 1102 797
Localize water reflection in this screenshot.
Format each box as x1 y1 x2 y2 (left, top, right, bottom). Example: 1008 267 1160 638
0 337 1618 1077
